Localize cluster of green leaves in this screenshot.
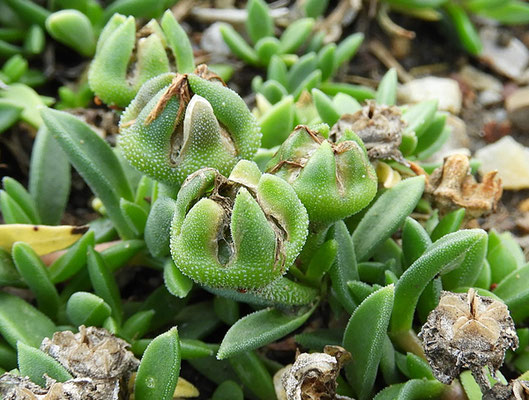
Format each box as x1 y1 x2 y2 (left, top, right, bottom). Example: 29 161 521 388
0 0 184 134
384 0 529 55
1 3 529 400
278 0 529 56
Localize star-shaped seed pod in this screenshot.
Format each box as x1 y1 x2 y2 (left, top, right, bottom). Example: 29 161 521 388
330 100 408 164
419 289 518 392
88 11 194 108
266 125 377 226
118 68 261 186
169 160 308 290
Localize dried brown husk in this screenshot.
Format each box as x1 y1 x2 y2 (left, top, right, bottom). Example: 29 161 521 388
330 101 407 164
419 289 518 392
416 154 502 219
277 345 352 400
0 326 139 400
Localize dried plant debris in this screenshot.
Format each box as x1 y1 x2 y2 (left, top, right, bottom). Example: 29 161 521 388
418 154 502 218
482 380 529 400
419 289 518 392
40 325 139 380
330 101 407 164
276 345 352 400
0 326 139 400
0 374 121 400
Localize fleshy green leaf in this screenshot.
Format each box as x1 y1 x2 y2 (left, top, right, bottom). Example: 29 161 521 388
48 230 95 283
219 23 259 66
164 259 193 298
343 285 395 400
217 305 316 359
2 177 40 224
402 217 432 268
135 327 181 400
334 33 364 70
161 10 195 73
352 176 425 261
0 291 56 348
278 18 314 54
12 242 60 318
17 341 72 387
122 310 155 341
391 229 487 334
430 208 465 241
494 263 529 323
87 246 123 324
376 68 397 106
328 221 359 313
45 9 96 56
29 126 70 225
229 351 275 400
41 108 135 239
66 291 112 327
246 0 273 45
444 2 482 55
212 380 244 400
312 88 340 126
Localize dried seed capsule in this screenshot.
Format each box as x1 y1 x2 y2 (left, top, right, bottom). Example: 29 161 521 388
331 100 407 164
419 289 518 391
276 345 351 400
88 11 194 107
266 125 377 225
119 69 261 186
170 160 308 290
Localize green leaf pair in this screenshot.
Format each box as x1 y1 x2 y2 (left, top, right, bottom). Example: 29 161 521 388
118 71 261 187
219 0 314 67
267 125 377 226
170 160 308 290
88 10 194 107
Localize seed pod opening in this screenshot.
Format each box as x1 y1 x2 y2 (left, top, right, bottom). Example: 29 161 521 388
170 160 308 290
119 68 261 186
266 125 377 225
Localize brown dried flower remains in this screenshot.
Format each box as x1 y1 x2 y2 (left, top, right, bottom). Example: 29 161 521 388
414 154 502 219
0 326 139 400
330 101 407 165
277 345 352 400
420 289 518 392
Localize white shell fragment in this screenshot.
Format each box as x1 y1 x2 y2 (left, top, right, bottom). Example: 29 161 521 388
479 27 529 82
475 136 529 190
398 77 462 114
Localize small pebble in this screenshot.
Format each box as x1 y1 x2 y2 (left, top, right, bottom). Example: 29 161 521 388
475 136 529 190
398 77 462 114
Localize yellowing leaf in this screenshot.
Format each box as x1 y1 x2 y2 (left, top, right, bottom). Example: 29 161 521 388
0 224 88 255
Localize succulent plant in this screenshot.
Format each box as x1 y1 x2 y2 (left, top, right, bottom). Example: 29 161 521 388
118 68 261 187
88 10 194 107
169 160 309 290
2 3 529 400
267 124 377 226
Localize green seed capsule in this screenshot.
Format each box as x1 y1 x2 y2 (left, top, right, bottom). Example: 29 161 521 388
170 160 308 290
88 11 194 107
267 125 377 226
119 69 261 187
